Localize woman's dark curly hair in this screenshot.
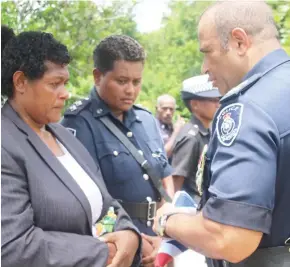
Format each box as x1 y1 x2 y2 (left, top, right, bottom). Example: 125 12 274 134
1 31 71 98
93 35 145 74
1 25 15 54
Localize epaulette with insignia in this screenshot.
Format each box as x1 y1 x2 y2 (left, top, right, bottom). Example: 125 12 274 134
133 104 152 114
221 73 262 103
188 125 199 137
64 98 90 115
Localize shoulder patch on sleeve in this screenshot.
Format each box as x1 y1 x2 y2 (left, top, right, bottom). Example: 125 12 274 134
216 103 244 146
64 98 90 116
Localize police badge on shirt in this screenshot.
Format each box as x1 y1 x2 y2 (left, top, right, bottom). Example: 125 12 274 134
216 103 244 146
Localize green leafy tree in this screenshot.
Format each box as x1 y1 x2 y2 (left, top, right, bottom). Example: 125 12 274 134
2 0 289 114
140 1 212 117
268 0 290 54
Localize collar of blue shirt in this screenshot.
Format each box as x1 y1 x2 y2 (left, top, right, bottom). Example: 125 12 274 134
243 48 289 81
89 86 141 127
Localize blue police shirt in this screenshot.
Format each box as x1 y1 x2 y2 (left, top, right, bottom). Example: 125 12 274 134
200 49 290 259
61 89 172 234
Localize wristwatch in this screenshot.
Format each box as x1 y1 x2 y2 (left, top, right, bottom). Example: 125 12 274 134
156 212 176 238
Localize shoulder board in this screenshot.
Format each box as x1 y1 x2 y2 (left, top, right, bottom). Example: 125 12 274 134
187 124 199 137
64 98 91 116
221 73 262 103
175 124 198 143
133 104 152 114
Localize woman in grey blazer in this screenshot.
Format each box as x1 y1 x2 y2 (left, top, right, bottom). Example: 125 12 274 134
1 28 141 267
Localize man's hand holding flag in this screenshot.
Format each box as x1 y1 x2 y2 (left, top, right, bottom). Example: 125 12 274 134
153 191 197 267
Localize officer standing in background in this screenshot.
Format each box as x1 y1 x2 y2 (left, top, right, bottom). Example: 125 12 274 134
153 1 290 266
155 94 185 158
171 74 220 203
62 35 174 267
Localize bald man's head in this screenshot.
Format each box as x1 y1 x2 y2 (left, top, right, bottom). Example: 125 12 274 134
200 0 279 49
157 94 176 107
156 94 176 124
198 0 281 95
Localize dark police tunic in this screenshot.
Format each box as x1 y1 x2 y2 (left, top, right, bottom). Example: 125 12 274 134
171 115 209 200
61 89 172 235
199 49 290 266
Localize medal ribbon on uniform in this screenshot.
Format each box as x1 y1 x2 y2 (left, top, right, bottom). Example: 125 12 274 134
196 144 208 196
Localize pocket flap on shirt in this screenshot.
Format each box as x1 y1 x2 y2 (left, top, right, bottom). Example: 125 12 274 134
96 142 130 159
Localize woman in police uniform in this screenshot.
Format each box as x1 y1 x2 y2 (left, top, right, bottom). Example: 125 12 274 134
62 35 175 266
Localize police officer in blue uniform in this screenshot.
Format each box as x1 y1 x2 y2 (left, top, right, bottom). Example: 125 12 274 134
153 1 290 266
62 35 174 266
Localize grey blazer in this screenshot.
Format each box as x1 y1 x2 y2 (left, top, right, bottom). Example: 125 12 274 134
1 103 141 267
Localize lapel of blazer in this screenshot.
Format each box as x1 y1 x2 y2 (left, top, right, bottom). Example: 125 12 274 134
48 123 110 219
2 103 93 228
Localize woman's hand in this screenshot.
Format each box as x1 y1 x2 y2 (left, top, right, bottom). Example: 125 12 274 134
106 242 117 265
141 234 162 267
141 236 154 266
101 230 139 267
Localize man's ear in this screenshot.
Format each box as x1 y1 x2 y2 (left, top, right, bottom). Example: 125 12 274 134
230 27 250 56
13 71 28 95
93 68 103 87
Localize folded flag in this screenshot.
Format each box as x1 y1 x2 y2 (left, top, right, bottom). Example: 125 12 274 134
155 191 197 267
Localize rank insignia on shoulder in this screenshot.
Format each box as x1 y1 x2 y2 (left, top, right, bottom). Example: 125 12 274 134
188 129 197 136
74 100 83 106
70 105 77 111
216 103 243 146
65 98 90 115
196 144 208 196
188 125 199 136
66 127 76 136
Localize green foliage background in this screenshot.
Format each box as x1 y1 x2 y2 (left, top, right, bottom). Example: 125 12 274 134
2 0 290 118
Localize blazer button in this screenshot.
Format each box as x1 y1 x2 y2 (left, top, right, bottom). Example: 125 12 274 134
143 174 149 180
113 151 119 156
127 132 133 137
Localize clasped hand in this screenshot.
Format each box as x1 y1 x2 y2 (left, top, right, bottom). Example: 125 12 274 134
100 230 139 267
141 233 162 267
